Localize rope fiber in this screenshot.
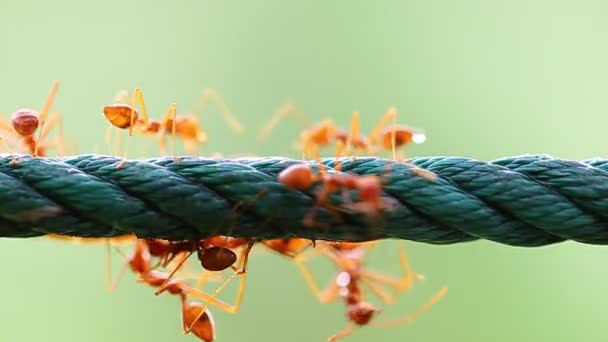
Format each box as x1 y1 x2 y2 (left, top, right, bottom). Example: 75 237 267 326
1 153 608 247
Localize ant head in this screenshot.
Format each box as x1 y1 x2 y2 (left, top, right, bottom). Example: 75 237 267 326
103 104 138 129
199 246 237 271
11 108 39 136
182 302 216 342
279 163 316 190
347 301 380 326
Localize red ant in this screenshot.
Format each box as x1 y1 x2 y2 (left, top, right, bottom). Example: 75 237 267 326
278 163 386 225
137 236 254 335
0 81 64 157
300 241 447 341
103 88 179 156
258 105 426 161
103 88 243 155
113 238 244 342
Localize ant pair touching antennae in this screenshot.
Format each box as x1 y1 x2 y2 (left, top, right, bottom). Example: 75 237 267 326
0 81 65 158
103 88 245 156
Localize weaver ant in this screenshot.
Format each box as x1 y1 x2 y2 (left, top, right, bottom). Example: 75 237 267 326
258 105 426 161
278 163 387 225
111 239 220 341
131 236 255 335
302 241 447 341
0 81 64 157
103 88 178 156
103 88 243 154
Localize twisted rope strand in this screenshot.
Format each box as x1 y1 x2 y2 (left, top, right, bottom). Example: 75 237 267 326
1 153 608 247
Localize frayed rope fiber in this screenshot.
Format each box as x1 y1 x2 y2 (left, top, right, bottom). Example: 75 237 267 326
1 153 608 247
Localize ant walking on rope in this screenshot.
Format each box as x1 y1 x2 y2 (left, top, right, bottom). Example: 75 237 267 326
103 88 244 155
258 105 427 161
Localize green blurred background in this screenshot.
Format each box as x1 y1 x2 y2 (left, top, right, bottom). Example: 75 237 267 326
1 0 608 341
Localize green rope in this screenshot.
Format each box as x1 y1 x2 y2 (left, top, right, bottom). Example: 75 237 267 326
1 153 607 247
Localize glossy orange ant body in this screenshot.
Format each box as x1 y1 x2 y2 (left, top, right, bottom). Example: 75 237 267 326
127 235 255 337
112 239 217 341
279 163 386 224
297 241 447 341
0 81 64 157
258 105 426 161
103 88 243 154
103 88 178 155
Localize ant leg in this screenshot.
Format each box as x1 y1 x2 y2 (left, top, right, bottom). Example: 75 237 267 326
257 103 311 140
305 144 326 174
396 241 425 291
197 242 254 314
155 251 193 295
0 135 17 165
199 242 254 314
346 111 361 156
368 107 397 147
291 251 340 303
185 242 255 332
158 103 177 157
37 113 64 155
361 278 397 304
34 81 60 157
195 88 245 134
0 120 14 134
361 243 424 294
371 287 448 328
106 242 130 293
131 88 150 131
328 322 356 342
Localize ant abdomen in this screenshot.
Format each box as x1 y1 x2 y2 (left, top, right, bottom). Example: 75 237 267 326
199 246 237 271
